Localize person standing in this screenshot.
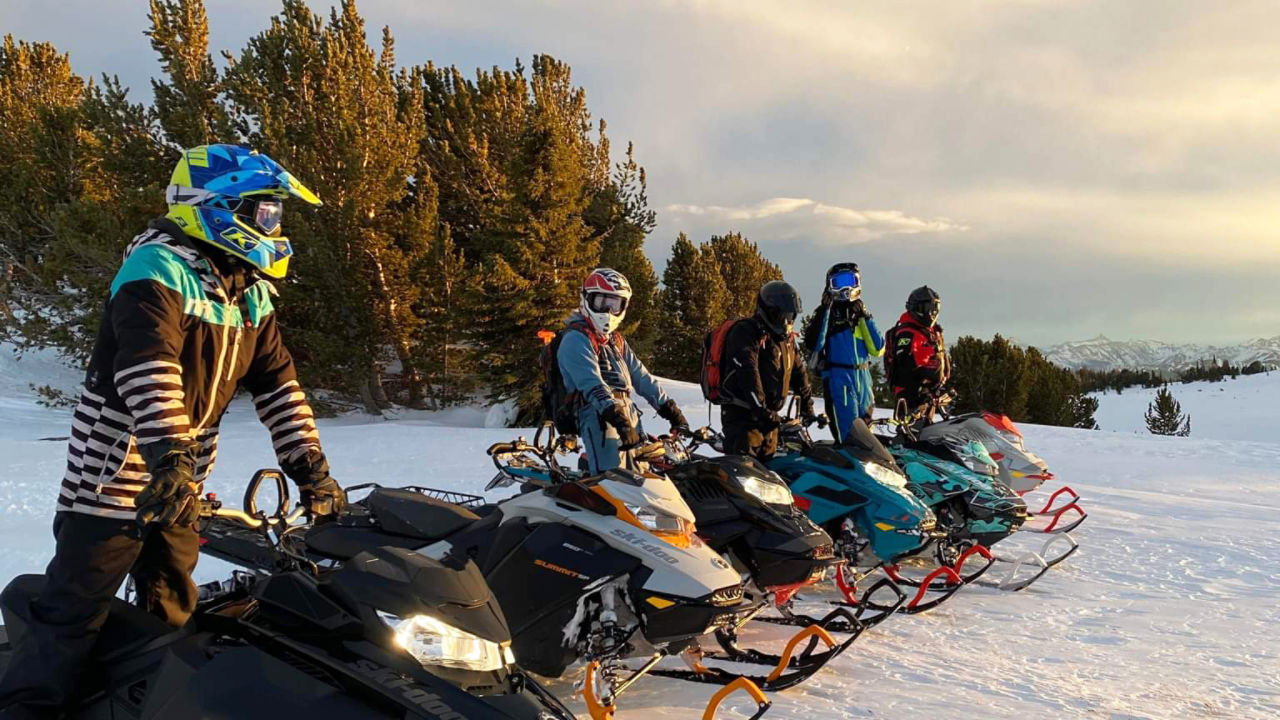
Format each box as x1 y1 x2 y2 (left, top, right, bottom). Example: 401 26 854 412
0 145 345 715
884 285 951 425
719 281 816 461
803 263 885 442
555 268 688 473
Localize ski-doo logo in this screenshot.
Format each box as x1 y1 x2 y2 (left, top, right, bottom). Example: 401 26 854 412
610 528 680 565
347 659 469 719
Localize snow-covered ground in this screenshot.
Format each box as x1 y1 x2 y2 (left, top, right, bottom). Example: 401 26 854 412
1092 371 1280 442
1 346 1278 718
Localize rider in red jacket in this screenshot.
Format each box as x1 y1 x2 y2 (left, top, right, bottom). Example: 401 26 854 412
884 286 950 422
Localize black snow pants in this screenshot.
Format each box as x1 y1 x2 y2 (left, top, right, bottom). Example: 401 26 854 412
0 511 199 717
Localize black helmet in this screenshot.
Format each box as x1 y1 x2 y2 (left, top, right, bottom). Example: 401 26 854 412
756 280 802 338
825 262 861 302
906 286 941 326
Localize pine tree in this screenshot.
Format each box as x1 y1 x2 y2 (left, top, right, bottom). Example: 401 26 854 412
1145 385 1190 436
223 0 439 411
146 0 233 147
652 233 729 380
706 231 782 319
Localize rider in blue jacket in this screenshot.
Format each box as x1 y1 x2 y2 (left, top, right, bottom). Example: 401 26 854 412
803 263 885 443
557 268 688 473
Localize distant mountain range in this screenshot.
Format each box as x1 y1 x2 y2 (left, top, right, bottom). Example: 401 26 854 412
1044 335 1280 372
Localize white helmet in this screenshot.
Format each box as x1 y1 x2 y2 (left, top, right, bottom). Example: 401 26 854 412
580 268 632 337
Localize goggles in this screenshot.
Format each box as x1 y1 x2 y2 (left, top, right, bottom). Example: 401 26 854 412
587 292 628 315
233 197 284 235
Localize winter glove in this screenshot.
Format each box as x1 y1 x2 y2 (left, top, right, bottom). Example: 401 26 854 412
657 399 690 434
849 298 868 319
135 439 201 529
283 447 346 520
601 404 642 449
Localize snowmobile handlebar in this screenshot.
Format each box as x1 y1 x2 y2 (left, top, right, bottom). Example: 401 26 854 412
201 502 308 530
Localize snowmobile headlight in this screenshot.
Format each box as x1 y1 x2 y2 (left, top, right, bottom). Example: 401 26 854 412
863 461 907 489
735 474 793 506
381 613 514 673
623 503 700 548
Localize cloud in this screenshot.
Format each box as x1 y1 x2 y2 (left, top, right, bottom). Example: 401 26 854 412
665 197 966 243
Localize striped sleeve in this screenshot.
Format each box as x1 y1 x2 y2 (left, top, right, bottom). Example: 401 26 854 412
244 311 321 464
110 279 192 446
252 380 320 463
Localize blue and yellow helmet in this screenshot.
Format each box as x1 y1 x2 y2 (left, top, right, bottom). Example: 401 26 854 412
165 144 321 279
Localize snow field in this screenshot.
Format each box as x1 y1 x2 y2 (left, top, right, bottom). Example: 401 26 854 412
0 348 1277 718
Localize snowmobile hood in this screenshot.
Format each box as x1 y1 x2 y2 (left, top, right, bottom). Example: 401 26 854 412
596 469 698 525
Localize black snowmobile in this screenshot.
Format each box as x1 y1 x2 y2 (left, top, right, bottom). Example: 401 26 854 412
0 470 574 720
643 427 905 686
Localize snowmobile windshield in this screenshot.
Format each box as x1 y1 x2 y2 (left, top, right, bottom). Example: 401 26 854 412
841 419 899 470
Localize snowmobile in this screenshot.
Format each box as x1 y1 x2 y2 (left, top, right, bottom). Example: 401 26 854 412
1 470 575 720
765 416 992 614
642 427 904 687
874 410 1074 592
215 432 771 720
916 411 1087 534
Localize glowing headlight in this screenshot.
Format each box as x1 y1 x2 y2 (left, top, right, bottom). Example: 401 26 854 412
624 503 691 534
382 613 514 672
736 474 794 506
863 461 907 489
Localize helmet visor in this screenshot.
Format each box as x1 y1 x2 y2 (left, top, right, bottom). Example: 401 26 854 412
587 293 628 315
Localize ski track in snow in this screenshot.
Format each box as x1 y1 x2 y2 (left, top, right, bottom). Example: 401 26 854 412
1 348 1278 718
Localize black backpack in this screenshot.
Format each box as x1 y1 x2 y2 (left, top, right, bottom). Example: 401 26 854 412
539 321 620 435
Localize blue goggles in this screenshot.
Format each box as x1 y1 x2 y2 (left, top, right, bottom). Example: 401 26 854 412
828 270 859 291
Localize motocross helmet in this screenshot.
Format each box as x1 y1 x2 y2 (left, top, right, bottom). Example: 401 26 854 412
581 268 632 337
164 145 321 279
825 262 861 302
906 285 941 327
756 280 802 339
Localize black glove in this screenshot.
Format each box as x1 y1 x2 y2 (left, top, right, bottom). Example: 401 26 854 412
849 298 869 319
135 439 201 529
283 447 346 520
601 404 641 448
657 399 690 434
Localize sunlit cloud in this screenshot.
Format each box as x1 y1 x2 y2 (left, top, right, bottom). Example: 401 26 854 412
665 198 966 243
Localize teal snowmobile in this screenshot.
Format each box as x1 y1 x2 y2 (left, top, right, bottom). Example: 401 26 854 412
874 414 1076 592
765 416 994 614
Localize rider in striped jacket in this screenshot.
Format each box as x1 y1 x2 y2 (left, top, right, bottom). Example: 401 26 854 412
0 145 343 714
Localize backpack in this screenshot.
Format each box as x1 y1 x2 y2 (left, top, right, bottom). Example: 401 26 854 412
539 321 620 435
700 318 740 405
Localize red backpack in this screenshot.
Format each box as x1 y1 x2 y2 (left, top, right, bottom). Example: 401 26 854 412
700 318 740 404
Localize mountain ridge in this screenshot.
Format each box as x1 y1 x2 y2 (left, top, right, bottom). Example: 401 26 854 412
1044 335 1280 372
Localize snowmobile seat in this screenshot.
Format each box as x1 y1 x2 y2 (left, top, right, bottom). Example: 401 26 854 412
304 524 430 561
1 574 178 662
366 488 481 541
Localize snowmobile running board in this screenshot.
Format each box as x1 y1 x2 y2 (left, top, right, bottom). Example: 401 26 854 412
1021 485 1088 534
583 658 771 720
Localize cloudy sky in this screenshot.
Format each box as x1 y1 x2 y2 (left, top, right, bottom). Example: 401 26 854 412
7 0 1280 346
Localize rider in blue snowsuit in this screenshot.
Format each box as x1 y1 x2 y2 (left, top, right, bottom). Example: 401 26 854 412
803 263 885 443
557 269 688 473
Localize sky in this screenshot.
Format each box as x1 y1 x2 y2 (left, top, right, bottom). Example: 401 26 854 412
5 0 1280 347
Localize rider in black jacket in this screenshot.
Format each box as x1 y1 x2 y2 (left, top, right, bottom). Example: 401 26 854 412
719 281 815 460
